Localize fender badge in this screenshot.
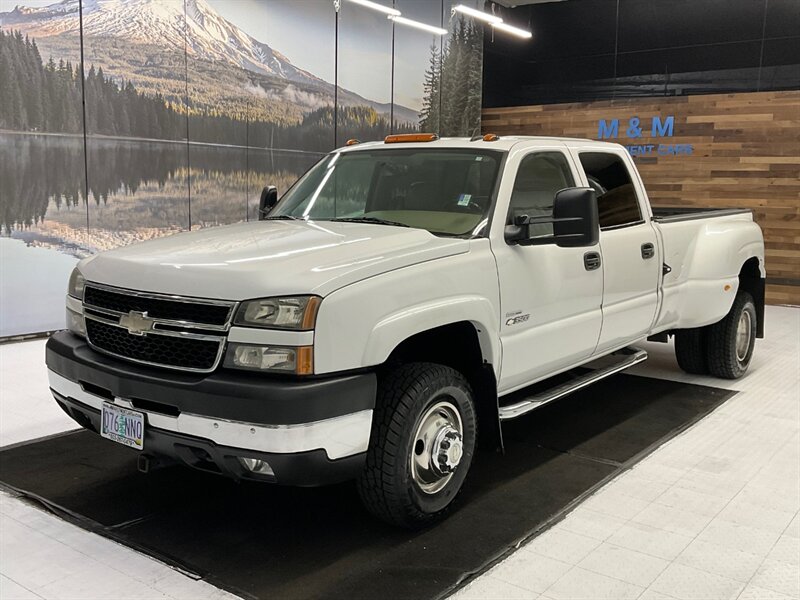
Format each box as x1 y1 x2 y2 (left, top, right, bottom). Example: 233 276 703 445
505 314 530 326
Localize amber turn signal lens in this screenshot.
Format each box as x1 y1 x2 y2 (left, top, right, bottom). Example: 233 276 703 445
296 346 314 375
301 296 322 330
384 133 439 143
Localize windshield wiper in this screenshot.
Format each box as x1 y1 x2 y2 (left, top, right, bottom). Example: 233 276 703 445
263 214 303 221
330 217 410 228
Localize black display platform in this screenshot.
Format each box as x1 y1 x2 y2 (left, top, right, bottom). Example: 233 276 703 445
0 374 734 600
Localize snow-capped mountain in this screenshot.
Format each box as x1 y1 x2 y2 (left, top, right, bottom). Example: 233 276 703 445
0 0 417 123
0 0 322 85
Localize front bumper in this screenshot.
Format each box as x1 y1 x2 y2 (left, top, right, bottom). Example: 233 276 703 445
46 331 377 485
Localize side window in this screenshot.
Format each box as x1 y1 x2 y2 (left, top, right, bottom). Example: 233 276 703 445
508 152 575 237
578 152 642 229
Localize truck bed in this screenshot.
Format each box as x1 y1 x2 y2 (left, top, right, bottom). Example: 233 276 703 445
651 207 752 223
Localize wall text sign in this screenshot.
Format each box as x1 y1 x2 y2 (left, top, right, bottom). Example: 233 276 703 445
596 115 694 157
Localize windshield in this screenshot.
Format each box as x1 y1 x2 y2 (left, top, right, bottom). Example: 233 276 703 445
270 148 504 236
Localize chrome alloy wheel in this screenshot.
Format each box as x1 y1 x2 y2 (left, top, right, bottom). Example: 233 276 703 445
410 400 464 495
735 310 752 362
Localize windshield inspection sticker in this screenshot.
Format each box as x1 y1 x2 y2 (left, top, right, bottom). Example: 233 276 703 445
457 193 472 206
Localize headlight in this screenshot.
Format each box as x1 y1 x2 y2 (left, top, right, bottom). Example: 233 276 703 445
233 296 321 330
68 267 85 299
224 343 314 375
66 306 86 338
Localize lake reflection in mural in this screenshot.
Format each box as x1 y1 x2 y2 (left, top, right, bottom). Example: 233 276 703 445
1 133 320 255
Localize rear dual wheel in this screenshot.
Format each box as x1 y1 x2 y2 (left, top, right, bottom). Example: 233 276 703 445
357 363 477 528
674 291 756 380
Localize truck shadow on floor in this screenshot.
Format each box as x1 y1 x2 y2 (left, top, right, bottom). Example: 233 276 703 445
0 374 733 600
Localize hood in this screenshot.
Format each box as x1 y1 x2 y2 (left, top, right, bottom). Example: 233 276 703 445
79 220 469 300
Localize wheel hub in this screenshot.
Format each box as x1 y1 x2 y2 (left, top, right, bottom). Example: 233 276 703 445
410 401 464 495
432 427 463 475
735 310 752 362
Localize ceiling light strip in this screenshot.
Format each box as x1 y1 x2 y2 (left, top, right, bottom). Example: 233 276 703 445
452 4 502 24
491 21 532 39
346 0 400 17
389 15 448 36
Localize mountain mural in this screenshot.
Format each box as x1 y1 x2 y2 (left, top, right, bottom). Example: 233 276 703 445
0 0 419 126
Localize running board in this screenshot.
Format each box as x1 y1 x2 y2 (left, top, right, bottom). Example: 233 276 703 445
498 347 648 421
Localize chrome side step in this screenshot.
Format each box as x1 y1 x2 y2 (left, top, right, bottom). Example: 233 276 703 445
498 347 648 421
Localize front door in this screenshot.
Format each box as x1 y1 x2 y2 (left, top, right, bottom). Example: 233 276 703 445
492 148 604 394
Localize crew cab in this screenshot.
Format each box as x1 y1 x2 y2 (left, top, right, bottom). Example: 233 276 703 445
46 134 765 527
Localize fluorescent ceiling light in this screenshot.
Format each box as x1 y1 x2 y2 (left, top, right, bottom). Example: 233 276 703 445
347 0 400 17
452 4 502 24
389 15 448 35
492 21 532 39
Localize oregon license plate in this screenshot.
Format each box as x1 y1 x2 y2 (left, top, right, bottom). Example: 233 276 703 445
100 403 144 450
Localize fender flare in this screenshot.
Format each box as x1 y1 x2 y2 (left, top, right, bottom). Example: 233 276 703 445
362 295 500 376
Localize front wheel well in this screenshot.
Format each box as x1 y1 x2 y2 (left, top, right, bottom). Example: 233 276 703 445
383 322 501 450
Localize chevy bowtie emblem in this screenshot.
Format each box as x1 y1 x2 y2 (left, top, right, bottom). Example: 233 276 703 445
119 310 155 336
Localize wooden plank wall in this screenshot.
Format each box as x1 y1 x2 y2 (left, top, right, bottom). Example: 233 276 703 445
482 91 800 305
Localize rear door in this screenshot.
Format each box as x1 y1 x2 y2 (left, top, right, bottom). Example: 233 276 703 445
573 149 660 352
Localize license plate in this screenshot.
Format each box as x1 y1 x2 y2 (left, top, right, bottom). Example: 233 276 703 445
100 403 144 450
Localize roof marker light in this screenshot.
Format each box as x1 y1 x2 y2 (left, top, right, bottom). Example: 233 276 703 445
385 133 439 143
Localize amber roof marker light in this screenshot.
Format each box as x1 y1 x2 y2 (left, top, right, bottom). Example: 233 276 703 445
483 133 500 141
384 133 440 144
346 139 361 146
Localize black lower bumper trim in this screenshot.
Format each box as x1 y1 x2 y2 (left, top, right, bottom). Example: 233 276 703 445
53 392 366 487
46 331 376 426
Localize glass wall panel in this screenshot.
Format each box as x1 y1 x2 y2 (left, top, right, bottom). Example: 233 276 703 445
246 0 334 218
440 0 484 136
393 0 442 133
0 7 85 336
336 0 393 145
82 0 191 249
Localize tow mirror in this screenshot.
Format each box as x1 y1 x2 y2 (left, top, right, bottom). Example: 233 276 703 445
258 186 278 220
504 187 599 248
552 187 599 247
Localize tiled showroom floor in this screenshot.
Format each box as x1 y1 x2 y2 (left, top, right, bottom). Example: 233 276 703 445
1 306 798 600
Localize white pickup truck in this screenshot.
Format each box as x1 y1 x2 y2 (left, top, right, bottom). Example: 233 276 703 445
46 134 765 527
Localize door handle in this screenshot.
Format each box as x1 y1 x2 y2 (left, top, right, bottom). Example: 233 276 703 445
641 243 655 259
584 251 601 271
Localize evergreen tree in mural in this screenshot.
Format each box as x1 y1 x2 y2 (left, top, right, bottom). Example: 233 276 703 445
419 44 442 133
419 16 483 137
0 30 82 133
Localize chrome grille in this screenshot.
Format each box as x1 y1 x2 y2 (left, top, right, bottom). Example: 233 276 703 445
82 283 235 372
83 285 232 326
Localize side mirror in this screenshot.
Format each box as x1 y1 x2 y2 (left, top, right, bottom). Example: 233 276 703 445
258 186 278 220
552 187 599 248
504 187 599 248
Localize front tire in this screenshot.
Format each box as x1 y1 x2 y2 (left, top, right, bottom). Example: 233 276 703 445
707 291 757 379
357 363 477 528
